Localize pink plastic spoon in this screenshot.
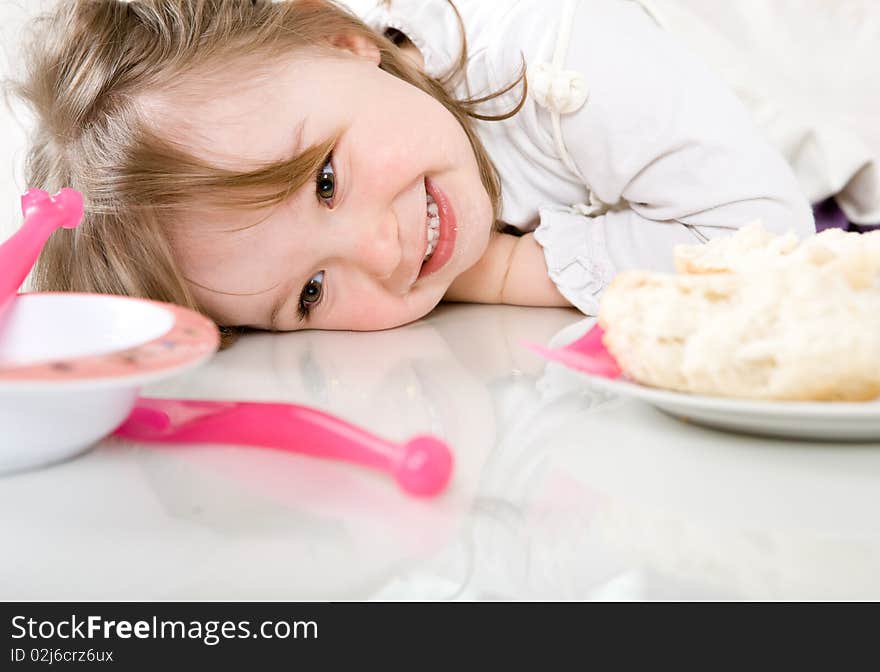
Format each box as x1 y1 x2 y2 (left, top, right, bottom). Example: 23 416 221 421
113 397 454 498
523 323 622 379
0 188 83 316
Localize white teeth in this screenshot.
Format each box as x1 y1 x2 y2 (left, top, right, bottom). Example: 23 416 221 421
423 192 441 261
424 214 440 260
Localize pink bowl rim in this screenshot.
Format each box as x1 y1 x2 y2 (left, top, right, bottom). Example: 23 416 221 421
0 292 219 388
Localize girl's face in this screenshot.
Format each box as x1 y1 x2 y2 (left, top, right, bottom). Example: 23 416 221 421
161 39 494 331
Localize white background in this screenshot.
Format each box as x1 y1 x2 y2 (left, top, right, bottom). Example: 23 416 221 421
0 1 57 240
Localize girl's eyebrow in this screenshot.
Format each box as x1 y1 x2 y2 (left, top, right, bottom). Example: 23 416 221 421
268 283 294 331
288 120 307 158
184 276 284 328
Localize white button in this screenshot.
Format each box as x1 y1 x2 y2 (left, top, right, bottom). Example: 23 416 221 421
528 62 588 114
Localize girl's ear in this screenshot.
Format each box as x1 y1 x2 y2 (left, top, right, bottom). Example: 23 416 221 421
327 31 381 65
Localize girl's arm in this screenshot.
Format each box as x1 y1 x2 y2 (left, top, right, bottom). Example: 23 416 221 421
443 231 571 307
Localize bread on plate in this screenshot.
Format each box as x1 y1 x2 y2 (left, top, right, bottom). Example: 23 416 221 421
598 222 880 401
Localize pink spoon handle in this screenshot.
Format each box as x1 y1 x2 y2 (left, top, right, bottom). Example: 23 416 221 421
0 188 84 309
113 397 454 497
522 324 622 379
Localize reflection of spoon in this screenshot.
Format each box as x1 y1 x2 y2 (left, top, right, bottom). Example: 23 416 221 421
114 397 454 498
523 324 622 379
0 188 83 316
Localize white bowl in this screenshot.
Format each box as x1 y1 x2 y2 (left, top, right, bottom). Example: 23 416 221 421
0 293 219 473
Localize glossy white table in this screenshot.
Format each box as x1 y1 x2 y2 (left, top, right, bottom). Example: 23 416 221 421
3 304 879 601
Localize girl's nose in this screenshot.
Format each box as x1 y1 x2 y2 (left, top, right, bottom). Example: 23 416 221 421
343 211 402 281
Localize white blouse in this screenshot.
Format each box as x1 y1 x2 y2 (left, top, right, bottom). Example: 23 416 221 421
354 0 823 314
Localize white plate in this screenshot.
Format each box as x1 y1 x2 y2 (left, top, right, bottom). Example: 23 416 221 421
579 373 880 442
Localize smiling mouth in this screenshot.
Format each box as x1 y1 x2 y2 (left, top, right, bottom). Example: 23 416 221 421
418 178 457 280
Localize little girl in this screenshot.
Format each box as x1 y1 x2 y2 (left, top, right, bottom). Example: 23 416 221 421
17 0 864 341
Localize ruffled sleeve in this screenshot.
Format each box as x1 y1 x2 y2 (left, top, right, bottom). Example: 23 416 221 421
532 205 614 315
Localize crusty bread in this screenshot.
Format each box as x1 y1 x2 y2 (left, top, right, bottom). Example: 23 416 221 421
598 223 880 401
673 221 801 275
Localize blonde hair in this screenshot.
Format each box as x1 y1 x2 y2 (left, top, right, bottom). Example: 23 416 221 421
12 0 525 344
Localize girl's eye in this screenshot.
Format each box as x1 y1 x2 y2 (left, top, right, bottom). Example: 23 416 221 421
298 271 325 320
315 154 336 206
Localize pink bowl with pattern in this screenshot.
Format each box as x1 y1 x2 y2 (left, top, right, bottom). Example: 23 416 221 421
0 292 218 472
